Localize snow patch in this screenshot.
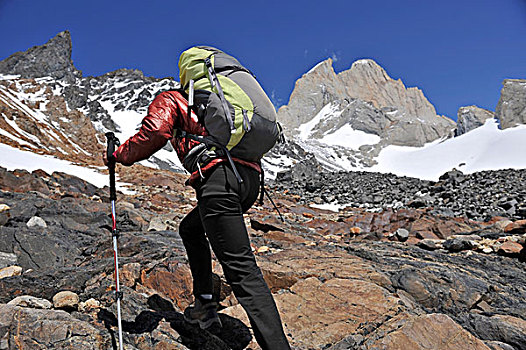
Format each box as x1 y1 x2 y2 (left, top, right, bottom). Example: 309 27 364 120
310 202 345 212
320 125 380 149
0 143 133 193
0 74 20 80
371 119 526 180
298 102 342 139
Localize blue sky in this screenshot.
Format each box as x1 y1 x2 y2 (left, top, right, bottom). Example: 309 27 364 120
1 0 525 120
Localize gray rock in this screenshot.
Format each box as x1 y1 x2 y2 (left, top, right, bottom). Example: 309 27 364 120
496 79 526 129
456 106 495 136
8 295 52 309
417 239 443 251
485 341 515 350
0 304 111 348
395 228 410 242
0 31 80 83
26 216 47 228
443 237 478 252
0 252 16 269
467 313 526 350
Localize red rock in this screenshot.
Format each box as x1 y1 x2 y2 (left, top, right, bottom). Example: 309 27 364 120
368 313 490 349
505 220 526 234
140 263 193 309
486 216 509 225
263 230 307 245
497 241 523 257
305 218 347 236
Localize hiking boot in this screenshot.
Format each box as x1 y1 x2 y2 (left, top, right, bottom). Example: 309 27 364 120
183 298 222 330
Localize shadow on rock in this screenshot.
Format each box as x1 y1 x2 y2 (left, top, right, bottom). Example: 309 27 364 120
98 294 251 350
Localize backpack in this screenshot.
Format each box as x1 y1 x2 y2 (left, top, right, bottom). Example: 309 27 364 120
178 46 281 163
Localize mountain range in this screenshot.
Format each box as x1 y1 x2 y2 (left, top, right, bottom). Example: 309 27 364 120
1 31 525 184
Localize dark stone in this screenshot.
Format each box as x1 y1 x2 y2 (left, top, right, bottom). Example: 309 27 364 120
250 218 284 233
466 313 526 350
0 31 80 83
443 237 477 252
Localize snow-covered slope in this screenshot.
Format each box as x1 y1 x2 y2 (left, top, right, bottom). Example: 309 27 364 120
0 71 184 177
265 116 526 181
371 118 526 180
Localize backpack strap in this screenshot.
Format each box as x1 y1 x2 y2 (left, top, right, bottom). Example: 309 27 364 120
175 130 243 184
182 66 255 90
258 167 284 222
204 56 236 132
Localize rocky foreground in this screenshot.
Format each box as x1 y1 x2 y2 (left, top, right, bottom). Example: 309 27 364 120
1 165 526 350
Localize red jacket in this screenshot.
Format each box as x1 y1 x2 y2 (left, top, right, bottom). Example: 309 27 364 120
113 90 260 184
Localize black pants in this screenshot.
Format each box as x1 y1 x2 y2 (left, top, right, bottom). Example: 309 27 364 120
178 163 291 350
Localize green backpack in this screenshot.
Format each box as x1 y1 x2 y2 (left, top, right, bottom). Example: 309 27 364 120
178 46 281 164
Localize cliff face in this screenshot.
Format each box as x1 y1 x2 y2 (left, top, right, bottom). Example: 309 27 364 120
340 59 438 121
456 106 495 136
0 31 80 83
278 58 456 148
496 79 526 129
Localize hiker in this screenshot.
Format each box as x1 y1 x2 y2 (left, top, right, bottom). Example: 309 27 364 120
103 47 291 350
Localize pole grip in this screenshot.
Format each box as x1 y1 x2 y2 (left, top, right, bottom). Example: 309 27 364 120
105 132 120 201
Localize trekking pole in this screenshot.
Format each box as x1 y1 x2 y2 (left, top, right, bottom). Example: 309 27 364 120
105 132 124 350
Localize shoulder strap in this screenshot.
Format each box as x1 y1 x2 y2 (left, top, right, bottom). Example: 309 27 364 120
204 56 236 132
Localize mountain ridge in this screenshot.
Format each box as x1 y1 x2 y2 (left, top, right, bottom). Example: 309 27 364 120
1 31 525 180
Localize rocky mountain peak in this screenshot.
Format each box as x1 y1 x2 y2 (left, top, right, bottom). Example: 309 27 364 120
348 58 391 84
0 30 80 82
304 58 336 77
455 106 494 136
278 56 456 156
339 59 440 122
496 79 526 129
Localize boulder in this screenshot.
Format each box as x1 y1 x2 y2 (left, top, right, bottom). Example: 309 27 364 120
443 236 479 252
497 241 523 257
0 265 22 279
394 228 410 242
7 295 52 309
52 291 79 311
78 298 101 313
0 204 10 226
0 304 111 348
456 106 495 135
26 216 47 228
496 79 526 129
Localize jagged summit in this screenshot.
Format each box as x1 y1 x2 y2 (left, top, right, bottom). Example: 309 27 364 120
0 31 80 82
0 31 180 172
348 58 391 82
278 57 455 154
